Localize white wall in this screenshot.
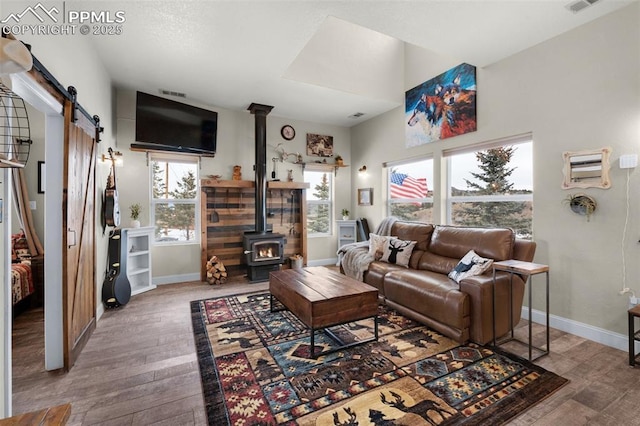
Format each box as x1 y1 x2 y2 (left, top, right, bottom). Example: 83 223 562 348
351 3 640 336
116 89 352 279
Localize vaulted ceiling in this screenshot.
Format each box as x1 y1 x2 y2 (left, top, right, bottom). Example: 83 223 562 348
70 1 635 126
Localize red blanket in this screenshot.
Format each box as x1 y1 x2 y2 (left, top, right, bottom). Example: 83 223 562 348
11 262 34 305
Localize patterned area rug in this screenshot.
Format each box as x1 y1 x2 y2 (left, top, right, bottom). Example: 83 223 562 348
191 292 568 425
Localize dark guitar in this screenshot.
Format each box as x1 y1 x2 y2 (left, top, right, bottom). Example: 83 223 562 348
102 228 131 308
104 147 121 227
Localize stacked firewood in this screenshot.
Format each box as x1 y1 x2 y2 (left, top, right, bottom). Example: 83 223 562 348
206 255 228 285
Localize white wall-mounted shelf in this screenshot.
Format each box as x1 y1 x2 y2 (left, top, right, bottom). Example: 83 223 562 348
121 226 156 296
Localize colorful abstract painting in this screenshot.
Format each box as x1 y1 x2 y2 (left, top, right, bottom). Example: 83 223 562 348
405 63 477 147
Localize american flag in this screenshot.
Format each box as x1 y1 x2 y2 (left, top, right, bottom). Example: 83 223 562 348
390 172 428 199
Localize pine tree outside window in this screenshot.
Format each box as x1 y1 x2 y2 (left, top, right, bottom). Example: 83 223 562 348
304 170 333 236
386 158 434 222
447 138 533 239
150 155 200 244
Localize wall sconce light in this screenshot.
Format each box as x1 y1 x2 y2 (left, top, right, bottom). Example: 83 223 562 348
358 165 367 173
101 148 124 167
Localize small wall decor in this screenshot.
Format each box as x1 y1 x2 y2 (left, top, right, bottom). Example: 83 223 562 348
358 188 373 206
562 147 611 189
405 63 477 147
281 124 295 141
564 193 597 221
306 133 334 157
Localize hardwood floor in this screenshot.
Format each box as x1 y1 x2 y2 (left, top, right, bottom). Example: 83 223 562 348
11 275 640 425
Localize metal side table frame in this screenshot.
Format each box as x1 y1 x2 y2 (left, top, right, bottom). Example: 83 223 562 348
492 259 550 361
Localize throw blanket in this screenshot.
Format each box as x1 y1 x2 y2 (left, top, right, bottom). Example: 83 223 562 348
337 216 397 281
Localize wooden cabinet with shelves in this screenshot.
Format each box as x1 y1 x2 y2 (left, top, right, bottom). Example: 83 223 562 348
121 226 156 296
200 180 309 280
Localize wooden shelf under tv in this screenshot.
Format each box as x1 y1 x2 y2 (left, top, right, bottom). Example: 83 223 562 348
129 145 216 157
200 179 310 281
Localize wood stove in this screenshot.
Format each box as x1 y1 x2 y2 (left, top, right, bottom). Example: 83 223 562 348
243 232 285 282
245 102 285 282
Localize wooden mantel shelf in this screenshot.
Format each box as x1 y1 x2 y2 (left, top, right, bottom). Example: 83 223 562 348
268 181 310 189
201 179 309 189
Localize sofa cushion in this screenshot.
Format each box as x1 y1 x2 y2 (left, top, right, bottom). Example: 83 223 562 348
365 261 407 296
429 226 514 261
417 252 459 275
380 238 416 267
390 221 434 251
383 269 469 330
448 250 493 283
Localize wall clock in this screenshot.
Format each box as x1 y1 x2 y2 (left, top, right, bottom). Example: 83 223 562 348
281 125 295 141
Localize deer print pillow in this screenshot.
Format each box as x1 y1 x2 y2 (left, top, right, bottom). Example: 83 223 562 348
380 237 417 267
368 233 389 261
448 250 493 283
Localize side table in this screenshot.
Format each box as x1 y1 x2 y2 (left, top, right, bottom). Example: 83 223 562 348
628 305 640 366
493 259 550 361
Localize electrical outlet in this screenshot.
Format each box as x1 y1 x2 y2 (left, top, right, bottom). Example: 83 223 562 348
620 154 638 169
29 200 36 210
630 297 639 309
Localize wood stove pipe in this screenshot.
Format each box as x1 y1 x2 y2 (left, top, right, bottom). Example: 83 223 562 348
247 103 274 234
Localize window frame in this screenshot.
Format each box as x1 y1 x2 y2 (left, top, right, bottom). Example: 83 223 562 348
304 167 334 237
149 154 200 245
445 135 533 238
385 156 434 220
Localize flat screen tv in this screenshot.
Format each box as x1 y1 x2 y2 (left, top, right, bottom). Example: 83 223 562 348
134 91 217 156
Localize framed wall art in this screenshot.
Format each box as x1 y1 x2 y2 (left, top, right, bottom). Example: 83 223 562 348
358 188 373 206
306 133 334 157
405 62 477 147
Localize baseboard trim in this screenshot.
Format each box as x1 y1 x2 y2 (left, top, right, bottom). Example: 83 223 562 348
522 306 636 352
153 273 201 286
307 258 337 267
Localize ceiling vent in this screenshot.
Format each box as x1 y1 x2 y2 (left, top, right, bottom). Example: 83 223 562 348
159 89 186 98
565 0 601 13
348 112 365 119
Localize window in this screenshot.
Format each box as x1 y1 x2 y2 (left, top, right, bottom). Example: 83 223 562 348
150 156 199 244
386 158 433 222
304 169 333 236
447 139 533 239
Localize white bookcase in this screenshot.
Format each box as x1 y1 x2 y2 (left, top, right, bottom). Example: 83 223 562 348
121 226 156 296
336 220 358 265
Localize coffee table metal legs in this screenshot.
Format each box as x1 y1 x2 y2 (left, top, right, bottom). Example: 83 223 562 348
270 294 285 313
271 294 379 359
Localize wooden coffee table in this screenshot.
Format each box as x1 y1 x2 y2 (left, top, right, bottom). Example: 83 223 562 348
269 266 379 358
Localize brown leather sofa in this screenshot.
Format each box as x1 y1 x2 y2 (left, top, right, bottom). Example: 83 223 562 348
344 221 536 345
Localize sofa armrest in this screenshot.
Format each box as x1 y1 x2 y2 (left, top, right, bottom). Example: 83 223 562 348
458 271 526 344
513 239 536 262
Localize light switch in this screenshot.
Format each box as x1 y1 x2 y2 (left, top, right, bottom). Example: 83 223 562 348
29 201 36 210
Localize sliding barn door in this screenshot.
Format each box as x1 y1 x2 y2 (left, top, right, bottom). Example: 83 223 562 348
62 99 97 370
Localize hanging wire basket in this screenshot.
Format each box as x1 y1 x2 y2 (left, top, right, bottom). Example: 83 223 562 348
0 82 31 168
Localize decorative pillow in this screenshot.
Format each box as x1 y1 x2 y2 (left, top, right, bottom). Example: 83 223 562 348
11 233 28 261
448 250 493 283
368 233 388 261
380 238 417 268
15 248 31 261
